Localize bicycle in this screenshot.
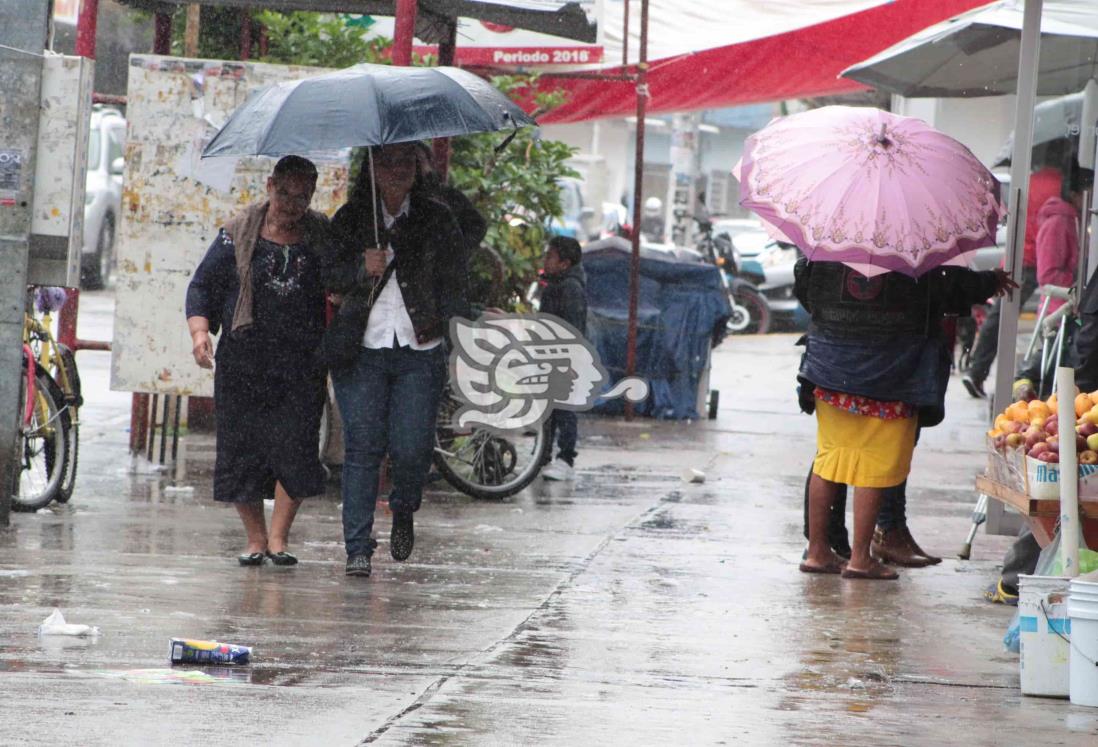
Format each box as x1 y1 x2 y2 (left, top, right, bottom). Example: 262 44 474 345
432 384 548 500
11 288 82 512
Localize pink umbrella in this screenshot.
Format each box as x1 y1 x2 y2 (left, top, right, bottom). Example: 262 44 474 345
734 106 1003 277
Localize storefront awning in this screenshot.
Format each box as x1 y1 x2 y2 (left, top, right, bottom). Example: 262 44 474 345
535 0 992 124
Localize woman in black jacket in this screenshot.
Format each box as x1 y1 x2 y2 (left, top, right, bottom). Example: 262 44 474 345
326 143 471 578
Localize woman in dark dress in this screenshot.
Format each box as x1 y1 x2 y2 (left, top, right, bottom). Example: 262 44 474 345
185 155 331 566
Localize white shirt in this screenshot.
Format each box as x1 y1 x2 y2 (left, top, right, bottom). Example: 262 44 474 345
362 195 441 351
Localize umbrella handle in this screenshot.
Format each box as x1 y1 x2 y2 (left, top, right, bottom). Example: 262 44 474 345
368 147 380 249
494 113 520 155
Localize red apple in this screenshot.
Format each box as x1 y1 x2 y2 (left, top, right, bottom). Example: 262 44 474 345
1038 451 1060 463
1078 433 1089 452
994 434 1007 452
1081 450 1098 465
1006 433 1025 448
1025 428 1048 449
1004 421 1026 434
1046 419 1060 436
1029 442 1050 458
1048 435 1060 453
1078 422 1098 438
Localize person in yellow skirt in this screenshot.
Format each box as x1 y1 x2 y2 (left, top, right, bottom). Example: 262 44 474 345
794 260 1014 580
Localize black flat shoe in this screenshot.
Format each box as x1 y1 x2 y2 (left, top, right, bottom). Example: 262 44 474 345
238 552 265 566
265 550 298 566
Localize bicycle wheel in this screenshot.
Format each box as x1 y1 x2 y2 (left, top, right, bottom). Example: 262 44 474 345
12 372 68 512
433 391 548 499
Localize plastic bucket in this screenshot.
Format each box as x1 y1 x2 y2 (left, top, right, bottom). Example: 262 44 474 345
1069 579 1098 707
1019 575 1071 698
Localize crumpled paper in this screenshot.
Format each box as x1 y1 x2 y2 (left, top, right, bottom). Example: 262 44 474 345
37 608 100 637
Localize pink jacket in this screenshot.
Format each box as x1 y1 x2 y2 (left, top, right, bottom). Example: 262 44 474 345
1035 196 1079 313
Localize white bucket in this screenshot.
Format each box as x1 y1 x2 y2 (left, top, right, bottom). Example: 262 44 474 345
1069 579 1098 707
1018 574 1071 698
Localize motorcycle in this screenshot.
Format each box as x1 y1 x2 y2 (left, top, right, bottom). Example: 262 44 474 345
694 215 771 335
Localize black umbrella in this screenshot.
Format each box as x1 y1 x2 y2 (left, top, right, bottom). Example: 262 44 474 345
202 63 536 158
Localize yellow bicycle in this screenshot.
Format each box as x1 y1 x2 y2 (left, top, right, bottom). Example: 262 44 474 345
12 288 81 512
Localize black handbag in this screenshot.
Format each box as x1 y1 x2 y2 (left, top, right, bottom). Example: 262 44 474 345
319 262 396 369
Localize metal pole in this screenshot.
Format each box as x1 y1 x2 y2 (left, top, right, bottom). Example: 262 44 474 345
130 393 149 455
147 393 158 463
170 395 182 465
75 0 100 58
432 18 457 181
622 0 630 66
624 0 649 420
158 394 170 464
1057 365 1080 577
991 0 1043 420
393 0 418 66
56 0 101 353
0 2 51 526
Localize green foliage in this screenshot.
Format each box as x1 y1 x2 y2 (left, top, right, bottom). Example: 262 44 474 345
255 11 391 68
448 76 578 308
170 9 391 68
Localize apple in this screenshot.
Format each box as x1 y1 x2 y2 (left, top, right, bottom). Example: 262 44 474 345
1088 434 1098 452
1046 419 1060 436
994 434 1007 452
1081 450 1098 465
1006 433 1025 448
1079 422 1098 437
1038 451 1060 463
1048 435 1060 453
1025 428 1048 449
1079 433 1090 452
1029 442 1050 458
1032 416 1048 429
1003 421 1026 434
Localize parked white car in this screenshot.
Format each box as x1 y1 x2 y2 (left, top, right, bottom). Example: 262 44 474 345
81 106 126 289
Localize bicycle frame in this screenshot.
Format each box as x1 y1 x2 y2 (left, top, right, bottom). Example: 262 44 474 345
21 343 36 427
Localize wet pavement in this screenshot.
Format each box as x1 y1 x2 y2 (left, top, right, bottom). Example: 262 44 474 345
3 292 1098 745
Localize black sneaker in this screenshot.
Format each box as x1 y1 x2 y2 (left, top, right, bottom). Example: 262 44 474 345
345 554 372 577
391 513 415 561
962 374 986 399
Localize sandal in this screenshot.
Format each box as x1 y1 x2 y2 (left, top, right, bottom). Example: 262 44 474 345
842 562 899 580
799 556 847 575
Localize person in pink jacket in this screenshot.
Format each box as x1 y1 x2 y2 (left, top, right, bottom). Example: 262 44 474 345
1034 169 1091 312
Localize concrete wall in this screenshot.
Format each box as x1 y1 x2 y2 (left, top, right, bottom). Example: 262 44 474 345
892 95 1017 168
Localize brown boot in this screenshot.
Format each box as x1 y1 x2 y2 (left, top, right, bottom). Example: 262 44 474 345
871 528 933 567
898 525 942 565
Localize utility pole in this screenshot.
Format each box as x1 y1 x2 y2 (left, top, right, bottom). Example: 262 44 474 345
624 0 649 420
0 1 51 525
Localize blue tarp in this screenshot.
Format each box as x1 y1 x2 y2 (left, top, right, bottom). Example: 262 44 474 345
582 240 731 419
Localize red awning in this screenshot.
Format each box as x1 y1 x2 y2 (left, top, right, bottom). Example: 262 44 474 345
533 0 991 124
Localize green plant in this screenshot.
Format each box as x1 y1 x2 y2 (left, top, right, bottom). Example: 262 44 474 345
255 11 392 68
448 76 578 308
170 9 391 67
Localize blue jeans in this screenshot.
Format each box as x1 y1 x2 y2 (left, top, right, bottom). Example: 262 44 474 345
546 410 578 466
332 346 445 558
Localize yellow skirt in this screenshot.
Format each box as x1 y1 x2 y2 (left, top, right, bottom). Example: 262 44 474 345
813 400 917 488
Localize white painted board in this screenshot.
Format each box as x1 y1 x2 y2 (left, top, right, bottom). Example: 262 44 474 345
29 54 93 287
111 54 349 396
